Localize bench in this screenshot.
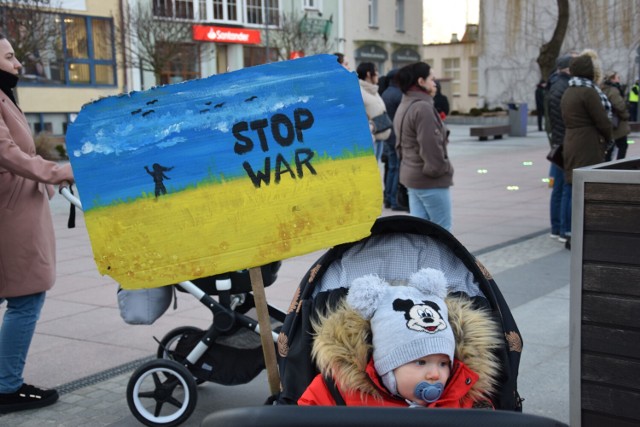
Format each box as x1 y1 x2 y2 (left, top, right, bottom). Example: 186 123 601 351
469 125 510 141
629 121 640 133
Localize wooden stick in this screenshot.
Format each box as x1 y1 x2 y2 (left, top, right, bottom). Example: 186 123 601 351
249 266 280 395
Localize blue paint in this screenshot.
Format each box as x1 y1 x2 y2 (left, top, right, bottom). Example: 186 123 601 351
66 55 372 211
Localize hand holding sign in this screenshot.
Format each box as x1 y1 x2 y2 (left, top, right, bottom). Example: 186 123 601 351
66 54 382 289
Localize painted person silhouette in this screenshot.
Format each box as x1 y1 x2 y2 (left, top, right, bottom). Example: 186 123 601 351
144 163 174 198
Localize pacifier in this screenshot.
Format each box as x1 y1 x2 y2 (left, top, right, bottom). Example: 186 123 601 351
414 381 444 403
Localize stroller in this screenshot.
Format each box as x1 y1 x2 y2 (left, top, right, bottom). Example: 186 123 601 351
60 187 286 427
274 215 524 410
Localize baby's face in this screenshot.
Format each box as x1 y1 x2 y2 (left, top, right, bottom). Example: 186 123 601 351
394 353 451 405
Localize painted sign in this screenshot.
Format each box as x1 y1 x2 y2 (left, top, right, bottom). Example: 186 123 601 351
192 25 262 44
66 55 382 289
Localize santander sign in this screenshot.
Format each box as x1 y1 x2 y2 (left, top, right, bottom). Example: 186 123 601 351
192 25 261 45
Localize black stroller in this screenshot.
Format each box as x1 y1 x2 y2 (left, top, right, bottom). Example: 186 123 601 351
275 215 523 409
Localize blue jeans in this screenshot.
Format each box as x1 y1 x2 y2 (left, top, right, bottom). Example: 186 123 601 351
561 183 572 237
407 187 452 231
0 292 46 393
383 142 399 208
549 164 564 235
374 140 383 162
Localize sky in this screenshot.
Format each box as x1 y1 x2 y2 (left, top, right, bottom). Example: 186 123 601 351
423 0 480 44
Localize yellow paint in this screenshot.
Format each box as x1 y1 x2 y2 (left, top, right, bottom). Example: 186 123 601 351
85 156 382 289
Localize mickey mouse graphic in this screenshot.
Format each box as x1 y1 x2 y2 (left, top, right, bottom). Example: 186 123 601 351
393 298 447 333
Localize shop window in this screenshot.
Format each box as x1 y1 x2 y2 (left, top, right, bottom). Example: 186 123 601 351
158 43 200 84
243 45 278 67
26 113 70 136
303 0 322 11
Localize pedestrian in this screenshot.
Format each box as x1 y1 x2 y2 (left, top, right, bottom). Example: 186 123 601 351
357 62 391 162
433 81 450 121
381 69 405 211
297 268 502 407
334 52 350 71
601 71 631 161
628 79 638 122
394 62 453 231
535 80 546 131
547 54 575 244
561 49 612 250
0 34 74 413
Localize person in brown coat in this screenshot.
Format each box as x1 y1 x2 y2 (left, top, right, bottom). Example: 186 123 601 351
0 34 74 413
601 71 631 161
560 49 612 249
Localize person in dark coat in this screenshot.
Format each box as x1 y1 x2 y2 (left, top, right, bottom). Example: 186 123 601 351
433 81 450 120
547 54 574 243
601 71 631 161
381 69 405 211
560 49 612 249
535 80 546 131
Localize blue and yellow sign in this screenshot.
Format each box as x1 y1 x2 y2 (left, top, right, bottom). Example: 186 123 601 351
66 55 382 289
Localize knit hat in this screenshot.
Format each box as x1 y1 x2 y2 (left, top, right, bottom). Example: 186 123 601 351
556 54 573 70
346 268 455 395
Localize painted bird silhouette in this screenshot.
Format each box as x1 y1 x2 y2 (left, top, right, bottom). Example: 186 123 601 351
204 101 212 105
142 110 155 117
214 102 225 108
244 96 258 102
146 99 159 105
131 108 142 115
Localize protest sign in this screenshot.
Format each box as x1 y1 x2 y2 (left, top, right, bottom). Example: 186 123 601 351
66 55 382 289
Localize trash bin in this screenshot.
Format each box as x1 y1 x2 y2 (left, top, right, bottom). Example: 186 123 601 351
507 102 528 137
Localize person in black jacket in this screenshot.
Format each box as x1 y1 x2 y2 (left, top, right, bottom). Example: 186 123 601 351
535 80 546 131
547 54 575 247
381 69 406 211
433 81 450 120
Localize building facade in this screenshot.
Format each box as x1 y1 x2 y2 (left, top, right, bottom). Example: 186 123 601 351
2 0 123 136
340 0 423 76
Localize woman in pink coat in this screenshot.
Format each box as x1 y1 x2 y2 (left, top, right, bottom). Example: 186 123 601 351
0 34 74 413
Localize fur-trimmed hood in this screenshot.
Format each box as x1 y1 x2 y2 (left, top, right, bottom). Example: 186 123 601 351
311 295 503 404
570 49 602 84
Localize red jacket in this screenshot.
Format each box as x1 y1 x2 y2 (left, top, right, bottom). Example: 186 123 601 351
298 358 486 408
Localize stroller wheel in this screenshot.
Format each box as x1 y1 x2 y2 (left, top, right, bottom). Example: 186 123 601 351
157 326 203 359
127 359 197 427
157 326 206 385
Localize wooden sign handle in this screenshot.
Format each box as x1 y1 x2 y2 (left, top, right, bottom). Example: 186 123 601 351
249 267 280 395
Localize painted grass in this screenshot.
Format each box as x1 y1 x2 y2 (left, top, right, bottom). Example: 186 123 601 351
84 156 382 289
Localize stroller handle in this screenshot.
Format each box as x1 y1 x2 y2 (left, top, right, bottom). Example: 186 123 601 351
60 185 83 211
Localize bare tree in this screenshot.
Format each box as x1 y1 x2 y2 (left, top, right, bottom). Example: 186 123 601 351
536 0 569 80
117 1 193 85
0 0 63 81
268 12 334 61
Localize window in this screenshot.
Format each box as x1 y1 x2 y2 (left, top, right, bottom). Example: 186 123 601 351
26 113 71 136
395 0 404 32
304 0 322 11
443 57 461 96
368 0 378 27
245 0 279 26
244 46 278 67
211 0 240 21
469 57 478 96
158 43 200 85
153 0 195 19
0 11 116 87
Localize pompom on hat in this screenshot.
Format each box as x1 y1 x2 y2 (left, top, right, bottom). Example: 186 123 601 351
346 268 455 395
